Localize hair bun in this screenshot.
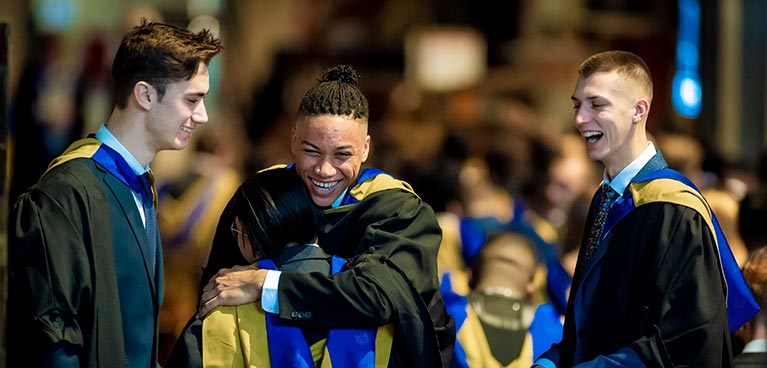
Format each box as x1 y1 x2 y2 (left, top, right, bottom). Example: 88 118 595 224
320 65 360 86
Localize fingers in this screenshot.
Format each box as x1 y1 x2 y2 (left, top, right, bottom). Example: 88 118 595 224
198 267 266 317
199 268 231 316
202 266 237 294
198 295 219 317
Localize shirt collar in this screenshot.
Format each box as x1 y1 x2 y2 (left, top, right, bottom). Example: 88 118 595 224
743 339 767 353
604 142 656 196
95 124 149 176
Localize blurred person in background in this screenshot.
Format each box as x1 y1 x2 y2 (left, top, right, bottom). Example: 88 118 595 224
739 189 767 255
544 133 602 240
7 20 222 367
9 32 81 206
656 131 749 266
734 246 767 367
444 231 562 367
155 123 244 362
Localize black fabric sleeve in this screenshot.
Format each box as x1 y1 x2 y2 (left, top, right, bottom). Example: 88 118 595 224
8 190 89 362
630 203 730 367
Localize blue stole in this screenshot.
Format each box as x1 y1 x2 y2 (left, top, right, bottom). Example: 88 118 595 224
439 273 469 367
91 143 154 206
601 167 759 332
337 168 389 206
257 257 379 367
528 303 563 359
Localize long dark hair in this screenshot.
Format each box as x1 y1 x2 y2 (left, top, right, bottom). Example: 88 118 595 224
231 168 322 259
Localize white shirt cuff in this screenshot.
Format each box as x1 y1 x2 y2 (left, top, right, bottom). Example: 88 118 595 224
261 270 281 314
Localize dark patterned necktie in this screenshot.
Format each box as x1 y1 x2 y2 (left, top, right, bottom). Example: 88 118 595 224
583 183 618 264
138 171 157 272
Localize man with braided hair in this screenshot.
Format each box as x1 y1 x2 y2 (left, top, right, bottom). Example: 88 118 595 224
199 65 455 367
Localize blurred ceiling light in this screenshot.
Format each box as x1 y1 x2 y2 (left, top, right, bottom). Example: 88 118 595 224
405 27 487 92
673 0 702 118
34 0 77 32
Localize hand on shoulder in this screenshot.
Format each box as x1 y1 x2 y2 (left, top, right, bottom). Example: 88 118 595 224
199 265 268 317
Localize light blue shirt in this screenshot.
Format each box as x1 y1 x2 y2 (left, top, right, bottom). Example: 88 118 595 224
95 124 151 225
742 339 767 353
533 143 656 368
603 142 657 198
262 188 348 314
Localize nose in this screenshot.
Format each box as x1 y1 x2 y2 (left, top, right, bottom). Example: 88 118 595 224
192 100 208 124
574 106 589 126
316 159 337 178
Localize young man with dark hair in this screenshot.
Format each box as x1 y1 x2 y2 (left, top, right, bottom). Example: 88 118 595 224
8 20 222 367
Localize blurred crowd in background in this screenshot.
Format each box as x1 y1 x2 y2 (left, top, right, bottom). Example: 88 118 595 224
2 0 766 364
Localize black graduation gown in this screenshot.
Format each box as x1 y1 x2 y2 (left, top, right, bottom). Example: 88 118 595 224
201 167 455 367
8 156 162 367
540 157 732 367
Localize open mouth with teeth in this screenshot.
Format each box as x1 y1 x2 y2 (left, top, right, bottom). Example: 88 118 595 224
311 179 341 192
584 131 604 143
181 126 193 134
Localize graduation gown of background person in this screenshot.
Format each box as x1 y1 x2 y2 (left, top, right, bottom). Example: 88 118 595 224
538 152 733 367
7 139 163 367
202 166 455 367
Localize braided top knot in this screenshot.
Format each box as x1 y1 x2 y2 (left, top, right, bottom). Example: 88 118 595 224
320 65 360 86
299 64 369 120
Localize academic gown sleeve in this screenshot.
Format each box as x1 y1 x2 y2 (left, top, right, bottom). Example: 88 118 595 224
625 203 731 367
9 188 92 365
8 162 130 367
276 189 454 366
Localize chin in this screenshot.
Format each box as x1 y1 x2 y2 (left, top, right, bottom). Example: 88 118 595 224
172 140 189 151
311 192 338 207
315 196 332 207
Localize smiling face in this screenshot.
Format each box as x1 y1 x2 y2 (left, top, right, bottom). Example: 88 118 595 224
291 114 370 207
571 71 650 178
147 62 210 152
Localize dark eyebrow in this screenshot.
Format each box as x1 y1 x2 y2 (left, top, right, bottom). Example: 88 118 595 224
571 95 603 103
185 92 207 100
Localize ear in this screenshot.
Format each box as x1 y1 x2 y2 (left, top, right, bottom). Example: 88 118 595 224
633 99 650 123
289 125 298 154
362 135 371 163
526 279 537 297
134 82 155 111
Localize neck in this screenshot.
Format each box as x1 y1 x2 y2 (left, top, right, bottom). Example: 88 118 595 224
105 108 154 167
605 133 649 179
753 321 767 341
